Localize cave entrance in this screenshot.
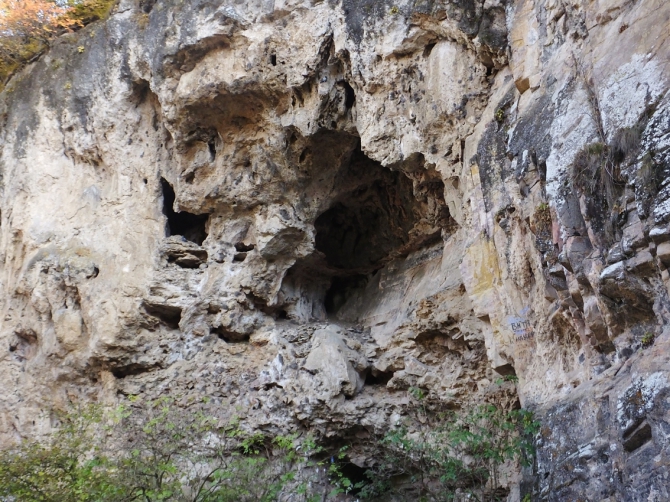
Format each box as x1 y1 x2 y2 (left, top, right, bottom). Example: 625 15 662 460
281 140 453 321
324 274 368 315
161 178 209 245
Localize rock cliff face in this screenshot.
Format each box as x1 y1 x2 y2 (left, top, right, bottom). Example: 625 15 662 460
1 0 669 499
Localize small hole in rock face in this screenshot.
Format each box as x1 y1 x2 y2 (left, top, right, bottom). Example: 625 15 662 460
423 42 436 57
208 139 216 160
233 242 255 262
493 363 517 377
341 81 356 109
480 53 495 77
111 363 157 379
143 178 148 184
212 326 249 343
270 54 277 66
139 0 156 13
184 172 195 184
235 242 255 252
161 178 209 245
365 370 393 386
623 422 653 452
143 302 182 330
299 148 310 164
131 80 150 105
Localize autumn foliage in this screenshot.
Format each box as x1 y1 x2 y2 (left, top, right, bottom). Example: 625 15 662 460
0 0 116 86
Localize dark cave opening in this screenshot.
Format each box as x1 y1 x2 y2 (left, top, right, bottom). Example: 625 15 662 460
314 147 421 272
208 139 217 160
281 136 454 321
309 147 422 316
341 80 356 109
365 369 394 386
139 0 156 13
336 459 370 495
324 275 368 315
161 178 209 245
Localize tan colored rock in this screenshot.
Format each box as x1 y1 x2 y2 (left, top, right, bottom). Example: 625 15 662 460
0 0 669 499
304 326 367 400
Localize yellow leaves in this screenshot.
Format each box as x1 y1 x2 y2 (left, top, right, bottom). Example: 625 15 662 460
0 0 116 88
0 0 79 37
0 0 75 85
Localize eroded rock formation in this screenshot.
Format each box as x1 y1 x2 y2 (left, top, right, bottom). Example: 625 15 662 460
1 0 669 499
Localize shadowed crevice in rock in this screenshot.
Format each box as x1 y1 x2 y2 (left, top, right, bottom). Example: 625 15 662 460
364 368 394 386
282 136 453 320
142 301 182 330
211 325 249 343
313 144 449 273
324 275 368 315
111 362 160 379
315 178 417 270
160 178 210 245
623 422 652 452
341 80 356 109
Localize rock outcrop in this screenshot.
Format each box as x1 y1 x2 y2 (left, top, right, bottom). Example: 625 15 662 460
1 0 669 500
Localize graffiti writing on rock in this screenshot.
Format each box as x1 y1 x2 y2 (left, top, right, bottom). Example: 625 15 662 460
508 307 534 341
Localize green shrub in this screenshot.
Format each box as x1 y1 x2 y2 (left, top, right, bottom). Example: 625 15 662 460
357 389 540 501
0 395 540 501
0 399 330 502
641 332 655 348
0 404 125 502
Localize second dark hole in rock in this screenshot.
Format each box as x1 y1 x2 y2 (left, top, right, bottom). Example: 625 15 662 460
161 178 209 245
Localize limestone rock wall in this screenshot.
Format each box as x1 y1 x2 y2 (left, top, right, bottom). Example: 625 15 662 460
0 0 669 500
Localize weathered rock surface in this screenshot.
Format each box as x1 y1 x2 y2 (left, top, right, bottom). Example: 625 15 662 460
1 0 669 500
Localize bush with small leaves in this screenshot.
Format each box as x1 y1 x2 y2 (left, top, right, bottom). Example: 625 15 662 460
0 398 336 502
0 0 116 87
0 395 540 501
356 388 540 502
0 404 125 502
